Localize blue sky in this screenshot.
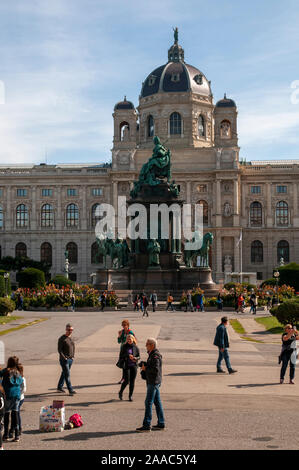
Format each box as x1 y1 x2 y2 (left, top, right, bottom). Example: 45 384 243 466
0 0 299 164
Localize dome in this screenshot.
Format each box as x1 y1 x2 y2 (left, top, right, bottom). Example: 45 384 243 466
114 96 134 111
216 94 236 108
140 30 212 99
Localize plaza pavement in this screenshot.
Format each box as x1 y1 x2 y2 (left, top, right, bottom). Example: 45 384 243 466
1 308 299 450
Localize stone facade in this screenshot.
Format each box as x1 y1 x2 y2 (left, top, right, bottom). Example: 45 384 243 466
0 35 298 284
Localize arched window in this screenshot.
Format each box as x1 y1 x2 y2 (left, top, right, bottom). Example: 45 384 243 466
277 240 289 263
66 204 79 227
220 120 231 139
41 204 54 227
91 203 101 227
15 242 27 258
41 242 52 265
251 240 263 263
91 242 103 264
147 115 154 138
250 202 262 226
66 242 78 264
170 112 182 135
198 115 205 137
276 201 288 226
0 205 3 228
198 200 209 225
16 204 29 228
120 121 130 141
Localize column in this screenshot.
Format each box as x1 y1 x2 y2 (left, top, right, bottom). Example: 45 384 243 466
56 186 62 230
216 179 222 227
186 181 191 204
113 181 118 237
31 186 37 230
233 178 240 226
266 183 272 227
216 234 223 282
6 186 12 231
82 187 87 230
293 182 299 227
234 235 240 275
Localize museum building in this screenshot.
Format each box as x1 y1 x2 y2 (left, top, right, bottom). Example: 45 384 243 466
0 33 298 285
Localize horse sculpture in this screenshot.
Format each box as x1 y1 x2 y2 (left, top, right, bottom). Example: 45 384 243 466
184 232 214 268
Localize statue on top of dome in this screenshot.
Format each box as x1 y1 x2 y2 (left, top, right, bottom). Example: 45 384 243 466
173 27 179 44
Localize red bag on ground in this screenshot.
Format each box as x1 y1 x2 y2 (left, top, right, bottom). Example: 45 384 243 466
69 413 83 427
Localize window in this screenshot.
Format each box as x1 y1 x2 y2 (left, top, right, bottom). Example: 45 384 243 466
251 186 261 194
42 189 53 197
171 73 180 82
250 202 262 226
17 189 28 197
16 204 29 228
170 112 182 135
147 115 154 138
257 272 263 280
148 75 156 86
91 188 103 197
41 242 52 265
41 204 54 227
198 115 205 137
277 185 287 194
120 122 130 141
251 240 263 263
15 242 27 258
91 203 101 227
0 205 3 228
66 242 78 264
67 188 78 197
194 74 203 85
277 240 289 263
276 201 288 226
66 204 79 227
197 184 207 193
220 120 231 139
198 200 208 225
91 242 103 264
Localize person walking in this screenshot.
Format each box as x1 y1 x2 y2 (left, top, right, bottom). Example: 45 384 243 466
8 360 26 437
0 384 5 450
57 323 76 396
150 291 158 312
166 293 174 311
237 294 244 313
0 357 23 443
136 338 165 432
197 292 205 312
213 316 237 375
279 324 299 384
117 320 135 385
185 291 194 312
142 294 149 317
250 292 257 315
70 293 75 312
118 335 140 401
99 292 106 311
133 294 140 312
216 293 223 311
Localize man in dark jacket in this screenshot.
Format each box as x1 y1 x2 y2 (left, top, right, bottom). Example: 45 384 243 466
214 317 237 374
136 338 165 432
57 323 76 395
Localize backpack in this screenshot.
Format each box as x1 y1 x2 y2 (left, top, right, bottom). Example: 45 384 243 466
69 413 83 428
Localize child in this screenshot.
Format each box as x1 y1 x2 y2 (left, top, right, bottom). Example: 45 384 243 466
9 363 26 436
0 357 23 442
0 384 5 450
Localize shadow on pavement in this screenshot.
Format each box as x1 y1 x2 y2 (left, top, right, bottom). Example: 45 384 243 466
42 430 138 441
228 383 279 388
64 400 117 407
165 372 218 377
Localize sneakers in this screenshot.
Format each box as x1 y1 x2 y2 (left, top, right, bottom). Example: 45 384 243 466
3 435 9 442
228 369 238 374
8 430 13 439
152 424 165 431
217 369 226 373
57 388 66 393
290 380 295 384
129 396 133 402
119 392 123 401
69 390 77 396
136 426 151 433
280 378 284 384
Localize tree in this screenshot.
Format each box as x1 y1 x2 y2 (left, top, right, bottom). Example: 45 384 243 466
0 298 15 316
278 263 299 292
271 299 299 327
17 268 46 289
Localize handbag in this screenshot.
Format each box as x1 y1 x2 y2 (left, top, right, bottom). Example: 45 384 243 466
116 358 125 369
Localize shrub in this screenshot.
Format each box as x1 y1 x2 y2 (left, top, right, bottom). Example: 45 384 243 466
50 275 75 288
17 268 46 289
260 278 277 288
278 263 299 292
271 300 299 327
0 298 16 316
224 282 238 290
0 276 5 297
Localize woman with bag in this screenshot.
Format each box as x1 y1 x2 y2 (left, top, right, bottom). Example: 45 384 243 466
118 335 140 401
0 356 23 443
117 320 135 385
279 324 299 384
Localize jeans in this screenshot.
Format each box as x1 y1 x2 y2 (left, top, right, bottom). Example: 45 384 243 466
120 366 137 397
58 358 74 392
166 302 174 311
143 384 165 428
280 350 296 380
217 348 232 371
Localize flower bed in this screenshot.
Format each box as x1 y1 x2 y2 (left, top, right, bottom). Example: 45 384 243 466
14 284 119 310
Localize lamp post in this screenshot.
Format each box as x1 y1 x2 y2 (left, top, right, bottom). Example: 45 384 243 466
3 272 9 297
274 269 280 304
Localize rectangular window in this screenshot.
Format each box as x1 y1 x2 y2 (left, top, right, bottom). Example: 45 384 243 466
257 272 263 280
17 189 28 197
277 185 287 194
251 186 261 194
42 189 53 197
67 188 78 197
91 188 103 196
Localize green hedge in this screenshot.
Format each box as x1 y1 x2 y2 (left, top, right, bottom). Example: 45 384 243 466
17 268 46 289
49 275 75 288
270 299 299 327
278 263 299 292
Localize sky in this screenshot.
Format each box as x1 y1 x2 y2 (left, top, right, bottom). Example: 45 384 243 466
0 0 299 165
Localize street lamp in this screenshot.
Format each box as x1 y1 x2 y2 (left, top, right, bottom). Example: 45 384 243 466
3 272 10 297
274 269 280 304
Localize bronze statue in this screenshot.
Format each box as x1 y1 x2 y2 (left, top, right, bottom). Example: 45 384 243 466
148 239 161 266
